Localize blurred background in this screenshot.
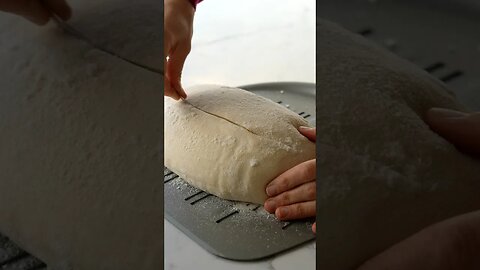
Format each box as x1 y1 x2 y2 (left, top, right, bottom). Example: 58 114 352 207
181 0 315 87
318 0 480 110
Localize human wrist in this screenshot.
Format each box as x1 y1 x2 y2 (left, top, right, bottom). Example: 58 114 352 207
359 210 480 270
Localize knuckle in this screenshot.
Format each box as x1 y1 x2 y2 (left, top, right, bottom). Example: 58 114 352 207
179 38 192 50
185 42 192 52
307 185 316 198
278 179 291 192
270 175 282 185
304 161 316 177
295 204 305 217
279 192 291 204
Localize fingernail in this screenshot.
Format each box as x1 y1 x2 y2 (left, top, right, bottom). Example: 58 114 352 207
428 108 468 119
264 200 276 211
277 207 288 218
299 126 314 131
266 185 277 196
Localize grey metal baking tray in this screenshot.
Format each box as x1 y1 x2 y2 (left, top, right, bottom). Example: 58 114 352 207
164 82 316 261
0 234 45 270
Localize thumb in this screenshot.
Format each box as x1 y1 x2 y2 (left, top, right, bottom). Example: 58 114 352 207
426 108 480 155
299 126 316 142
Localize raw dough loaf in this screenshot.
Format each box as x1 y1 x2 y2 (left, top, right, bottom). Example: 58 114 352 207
0 1 162 269
63 0 162 70
316 19 480 269
164 85 316 204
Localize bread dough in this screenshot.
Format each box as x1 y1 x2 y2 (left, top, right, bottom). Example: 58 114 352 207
164 85 316 204
0 1 162 269
316 19 480 269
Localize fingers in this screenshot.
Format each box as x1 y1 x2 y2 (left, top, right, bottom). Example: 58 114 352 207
426 108 480 155
264 181 316 213
266 159 316 197
274 201 316 221
299 126 316 142
264 159 316 226
164 29 188 100
164 76 180 100
312 222 316 233
359 210 480 270
163 0 194 99
44 0 72 20
163 32 176 99
166 41 190 99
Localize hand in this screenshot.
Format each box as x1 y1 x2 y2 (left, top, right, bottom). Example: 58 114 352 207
358 210 480 270
0 0 71 25
164 0 194 100
426 108 480 156
264 126 316 233
359 107 480 269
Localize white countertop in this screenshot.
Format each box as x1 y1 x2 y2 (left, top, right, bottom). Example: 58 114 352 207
165 0 316 269
182 0 315 87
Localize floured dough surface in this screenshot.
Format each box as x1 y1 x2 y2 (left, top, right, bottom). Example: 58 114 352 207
164 85 316 204
0 1 162 270
316 19 480 270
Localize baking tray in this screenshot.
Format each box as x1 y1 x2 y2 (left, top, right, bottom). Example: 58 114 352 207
164 82 316 261
0 234 45 270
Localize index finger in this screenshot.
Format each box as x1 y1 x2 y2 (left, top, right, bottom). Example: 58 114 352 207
426 110 480 155
266 159 316 197
299 126 316 142
166 42 190 99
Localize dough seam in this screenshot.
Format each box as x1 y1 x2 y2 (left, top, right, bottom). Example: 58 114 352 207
183 99 259 135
